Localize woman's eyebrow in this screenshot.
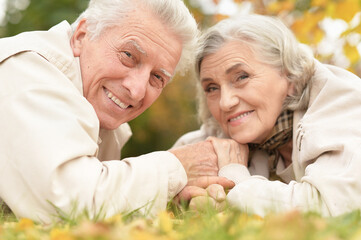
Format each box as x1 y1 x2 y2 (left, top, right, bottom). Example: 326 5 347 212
200 77 213 84
226 63 244 74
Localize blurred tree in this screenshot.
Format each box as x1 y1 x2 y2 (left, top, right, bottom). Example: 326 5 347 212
1 0 361 158
0 0 88 37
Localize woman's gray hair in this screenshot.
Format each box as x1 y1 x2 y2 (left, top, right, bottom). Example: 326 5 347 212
71 0 198 75
196 14 315 128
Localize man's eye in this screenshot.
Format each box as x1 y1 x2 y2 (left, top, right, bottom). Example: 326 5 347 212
124 51 132 58
119 51 136 67
150 74 165 89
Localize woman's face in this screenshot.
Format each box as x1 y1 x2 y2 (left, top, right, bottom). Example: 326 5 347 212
200 41 293 144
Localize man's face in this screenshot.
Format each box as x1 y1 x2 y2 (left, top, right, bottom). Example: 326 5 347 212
71 9 182 130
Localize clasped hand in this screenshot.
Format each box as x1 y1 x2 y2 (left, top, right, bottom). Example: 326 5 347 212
170 137 249 211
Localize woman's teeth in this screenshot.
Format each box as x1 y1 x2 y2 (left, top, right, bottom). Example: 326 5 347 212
229 111 252 122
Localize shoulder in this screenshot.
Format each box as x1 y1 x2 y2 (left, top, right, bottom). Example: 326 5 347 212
172 125 214 148
0 21 74 70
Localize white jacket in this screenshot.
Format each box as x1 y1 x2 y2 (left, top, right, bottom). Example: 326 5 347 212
0 21 187 223
173 61 361 217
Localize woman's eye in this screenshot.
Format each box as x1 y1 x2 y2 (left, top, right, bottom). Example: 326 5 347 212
204 85 219 93
237 73 249 81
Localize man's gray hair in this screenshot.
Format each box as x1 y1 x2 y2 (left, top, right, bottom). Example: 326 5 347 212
71 0 199 75
195 14 315 128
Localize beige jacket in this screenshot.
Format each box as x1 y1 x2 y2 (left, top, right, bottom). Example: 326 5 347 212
0 21 187 223
173 61 361 217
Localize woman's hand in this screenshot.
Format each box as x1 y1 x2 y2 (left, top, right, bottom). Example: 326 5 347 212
207 136 249 169
175 184 227 212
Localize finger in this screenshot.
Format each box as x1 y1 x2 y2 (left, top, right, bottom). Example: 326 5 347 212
176 186 208 202
187 163 218 178
215 200 227 212
207 137 230 169
188 176 235 189
206 184 226 202
189 196 217 211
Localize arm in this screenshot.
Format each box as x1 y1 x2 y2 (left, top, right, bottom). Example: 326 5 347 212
0 52 186 223
221 145 361 217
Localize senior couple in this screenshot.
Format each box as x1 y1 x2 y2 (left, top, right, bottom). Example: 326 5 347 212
1 0 361 223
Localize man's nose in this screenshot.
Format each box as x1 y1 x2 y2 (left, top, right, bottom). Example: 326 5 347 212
123 69 149 101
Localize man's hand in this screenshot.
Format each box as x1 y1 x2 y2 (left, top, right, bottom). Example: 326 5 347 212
169 140 217 178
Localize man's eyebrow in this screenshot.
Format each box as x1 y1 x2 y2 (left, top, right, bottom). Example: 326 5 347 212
127 41 172 79
226 63 244 74
160 68 172 78
129 40 147 56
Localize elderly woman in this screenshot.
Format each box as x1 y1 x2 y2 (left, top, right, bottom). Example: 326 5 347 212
174 14 361 217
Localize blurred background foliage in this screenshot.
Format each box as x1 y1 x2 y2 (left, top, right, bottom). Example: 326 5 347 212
1 0 361 157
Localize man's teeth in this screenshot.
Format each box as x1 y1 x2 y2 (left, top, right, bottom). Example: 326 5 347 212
106 91 129 109
229 111 252 122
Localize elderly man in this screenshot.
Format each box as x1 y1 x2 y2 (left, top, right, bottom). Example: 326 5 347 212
0 0 233 223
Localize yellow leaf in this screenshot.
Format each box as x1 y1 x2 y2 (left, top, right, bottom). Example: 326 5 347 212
50 228 74 240
354 23 361 34
333 0 359 22
344 42 360 64
267 1 295 14
16 218 34 231
104 213 123 225
291 11 325 44
351 228 361 240
341 22 361 38
325 2 337 17
158 211 173 233
313 26 325 44
311 0 327 7
130 230 159 240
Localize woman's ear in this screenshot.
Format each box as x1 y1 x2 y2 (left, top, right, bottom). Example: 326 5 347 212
70 19 88 57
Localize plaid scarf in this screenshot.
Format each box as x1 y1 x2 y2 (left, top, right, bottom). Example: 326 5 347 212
248 110 293 173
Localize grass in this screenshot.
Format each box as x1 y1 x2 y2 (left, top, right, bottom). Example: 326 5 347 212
1 201 361 240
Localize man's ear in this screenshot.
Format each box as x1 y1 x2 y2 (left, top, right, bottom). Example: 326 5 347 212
70 19 88 57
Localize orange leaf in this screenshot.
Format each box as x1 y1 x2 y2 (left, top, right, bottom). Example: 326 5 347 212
215 14 229 22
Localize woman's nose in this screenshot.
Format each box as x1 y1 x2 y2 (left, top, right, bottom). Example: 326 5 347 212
219 86 239 111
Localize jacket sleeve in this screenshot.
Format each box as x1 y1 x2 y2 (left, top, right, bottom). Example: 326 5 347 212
0 52 187 223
